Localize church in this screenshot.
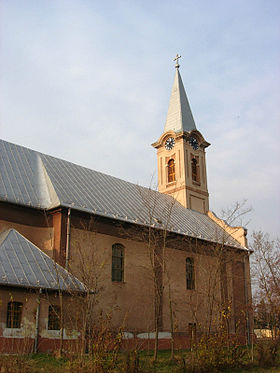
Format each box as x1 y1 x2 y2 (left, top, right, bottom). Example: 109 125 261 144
0 57 253 353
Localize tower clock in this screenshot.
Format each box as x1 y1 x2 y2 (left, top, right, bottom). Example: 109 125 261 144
152 57 210 213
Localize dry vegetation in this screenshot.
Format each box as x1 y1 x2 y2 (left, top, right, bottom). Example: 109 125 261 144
0 338 279 373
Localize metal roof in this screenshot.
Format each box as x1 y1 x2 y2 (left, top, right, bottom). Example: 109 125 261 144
0 229 87 292
164 67 197 133
0 139 244 249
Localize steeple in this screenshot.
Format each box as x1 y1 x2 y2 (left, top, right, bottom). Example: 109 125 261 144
152 55 210 213
164 57 196 133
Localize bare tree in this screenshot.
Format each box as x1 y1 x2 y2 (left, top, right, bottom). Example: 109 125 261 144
68 217 107 355
181 201 252 343
135 186 177 361
251 231 280 339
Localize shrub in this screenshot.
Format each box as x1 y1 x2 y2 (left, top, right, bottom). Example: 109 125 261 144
0 355 32 373
183 333 247 373
255 338 280 367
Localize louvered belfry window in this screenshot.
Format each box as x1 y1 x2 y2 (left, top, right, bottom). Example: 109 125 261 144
6 301 23 328
112 243 124 282
186 257 195 290
167 159 176 183
191 156 200 183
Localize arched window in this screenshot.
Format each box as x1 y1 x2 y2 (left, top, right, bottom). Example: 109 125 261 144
186 257 195 290
167 159 176 183
6 301 23 328
112 243 124 282
191 156 200 183
48 305 61 330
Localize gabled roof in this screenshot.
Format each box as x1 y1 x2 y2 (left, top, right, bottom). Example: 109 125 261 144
0 139 244 249
164 67 197 133
0 229 86 292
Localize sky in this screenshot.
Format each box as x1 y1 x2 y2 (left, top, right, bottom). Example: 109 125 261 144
1 0 279 240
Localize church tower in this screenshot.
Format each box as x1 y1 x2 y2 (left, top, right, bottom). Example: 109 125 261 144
152 55 210 213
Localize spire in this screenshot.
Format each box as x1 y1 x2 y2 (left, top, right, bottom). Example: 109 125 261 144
164 56 197 133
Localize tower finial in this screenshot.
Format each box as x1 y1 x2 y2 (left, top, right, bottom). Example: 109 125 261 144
173 54 181 68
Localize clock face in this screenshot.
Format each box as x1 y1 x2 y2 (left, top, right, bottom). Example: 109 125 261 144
188 136 199 150
165 137 175 150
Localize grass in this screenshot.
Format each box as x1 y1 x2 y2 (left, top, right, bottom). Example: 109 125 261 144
225 369 280 373
0 349 279 372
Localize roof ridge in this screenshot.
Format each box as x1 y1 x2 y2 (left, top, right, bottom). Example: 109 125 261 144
0 138 157 193
0 229 12 246
0 228 87 291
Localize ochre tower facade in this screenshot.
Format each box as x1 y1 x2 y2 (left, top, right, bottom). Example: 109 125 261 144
153 58 210 213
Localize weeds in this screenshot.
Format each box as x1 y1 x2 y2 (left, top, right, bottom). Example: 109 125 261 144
255 338 280 367
0 355 32 373
0 339 279 373
181 333 248 372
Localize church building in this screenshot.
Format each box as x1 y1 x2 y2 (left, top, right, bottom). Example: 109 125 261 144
0 57 253 353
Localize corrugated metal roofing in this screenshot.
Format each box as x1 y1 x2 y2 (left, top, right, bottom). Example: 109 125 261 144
0 229 87 292
0 139 244 249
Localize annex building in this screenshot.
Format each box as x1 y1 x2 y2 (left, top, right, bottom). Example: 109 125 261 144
0 59 253 353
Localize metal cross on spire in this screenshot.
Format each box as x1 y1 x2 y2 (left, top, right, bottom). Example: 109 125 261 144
173 54 181 68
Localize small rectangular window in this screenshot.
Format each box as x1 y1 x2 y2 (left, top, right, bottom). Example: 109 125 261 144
186 257 195 290
48 305 61 330
112 244 124 282
6 302 23 328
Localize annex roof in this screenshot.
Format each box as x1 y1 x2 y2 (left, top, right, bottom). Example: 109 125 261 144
0 229 86 292
0 139 244 249
164 67 197 133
